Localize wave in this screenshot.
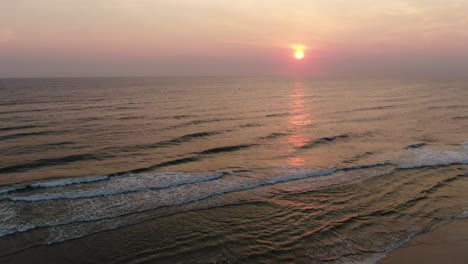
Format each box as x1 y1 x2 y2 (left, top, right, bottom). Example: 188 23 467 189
176 118 232 127
0 108 49 116
1 146 466 243
0 125 43 132
297 134 349 149
258 132 289 141
336 105 395 114
0 153 112 174
9 172 226 202
428 105 468 110
239 123 262 128
2 147 465 198
109 141 251 173
75 116 107 122
341 162 389 171
343 151 374 164
171 115 198 120
404 143 426 149
387 174 465 213
118 115 145 120
111 106 141 111
2 144 466 192
0 162 388 199
0 187 26 195
195 144 255 155
463 142 468 150
161 131 225 145
2 141 76 156
21 168 333 204
30 175 110 189
100 130 227 155
265 113 289 118
399 149 468 169
356 105 394 111
0 169 338 238
128 157 201 174
66 105 114 111
453 207 468 220
0 175 110 195
0 130 54 141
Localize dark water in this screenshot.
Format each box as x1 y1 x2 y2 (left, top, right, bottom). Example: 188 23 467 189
0 77 467 263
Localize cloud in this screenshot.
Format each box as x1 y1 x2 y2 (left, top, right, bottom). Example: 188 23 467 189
0 29 16 43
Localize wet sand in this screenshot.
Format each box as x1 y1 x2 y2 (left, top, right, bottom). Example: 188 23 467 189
378 219 468 264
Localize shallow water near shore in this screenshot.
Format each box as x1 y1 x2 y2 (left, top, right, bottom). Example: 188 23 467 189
0 77 467 263
378 219 468 264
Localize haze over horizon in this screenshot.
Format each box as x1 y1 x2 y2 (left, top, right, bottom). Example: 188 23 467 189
1 0 468 78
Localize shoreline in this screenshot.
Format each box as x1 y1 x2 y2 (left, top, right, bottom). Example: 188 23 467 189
377 219 468 264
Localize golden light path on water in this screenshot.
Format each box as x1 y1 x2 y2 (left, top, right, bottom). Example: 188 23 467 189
287 81 312 166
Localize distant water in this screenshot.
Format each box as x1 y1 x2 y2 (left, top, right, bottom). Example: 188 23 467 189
0 77 467 263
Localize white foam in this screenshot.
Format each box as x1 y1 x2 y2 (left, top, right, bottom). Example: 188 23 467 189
0 150 466 245
369 230 420 264
263 168 336 185
399 149 468 169
0 169 339 238
0 186 25 194
10 172 225 202
7 169 335 202
462 142 468 150
457 208 468 219
0 226 35 237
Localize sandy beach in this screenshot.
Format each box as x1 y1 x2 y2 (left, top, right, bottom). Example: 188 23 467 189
378 219 468 264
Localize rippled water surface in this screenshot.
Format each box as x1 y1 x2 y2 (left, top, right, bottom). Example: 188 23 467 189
0 77 467 263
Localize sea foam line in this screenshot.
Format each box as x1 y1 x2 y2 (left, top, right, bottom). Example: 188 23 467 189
0 169 338 239
0 161 452 239
4 163 392 202
9 172 226 202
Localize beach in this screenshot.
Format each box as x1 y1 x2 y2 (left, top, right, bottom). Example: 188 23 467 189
2 1 468 263
379 219 468 264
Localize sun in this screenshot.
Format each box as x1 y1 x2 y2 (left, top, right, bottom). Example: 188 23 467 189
294 50 305 60
291 44 307 60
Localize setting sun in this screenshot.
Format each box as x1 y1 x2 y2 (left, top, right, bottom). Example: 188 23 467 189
291 44 307 60
294 50 305 60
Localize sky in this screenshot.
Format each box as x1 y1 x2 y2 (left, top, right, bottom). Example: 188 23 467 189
1 0 468 77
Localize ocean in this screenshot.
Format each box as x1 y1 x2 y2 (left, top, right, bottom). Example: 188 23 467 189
0 77 467 263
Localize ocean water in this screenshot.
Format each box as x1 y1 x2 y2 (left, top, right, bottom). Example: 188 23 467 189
0 77 467 263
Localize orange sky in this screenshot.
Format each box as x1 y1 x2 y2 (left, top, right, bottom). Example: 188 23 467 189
1 0 468 77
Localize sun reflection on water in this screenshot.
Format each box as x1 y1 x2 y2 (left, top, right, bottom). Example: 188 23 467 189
287 82 312 166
